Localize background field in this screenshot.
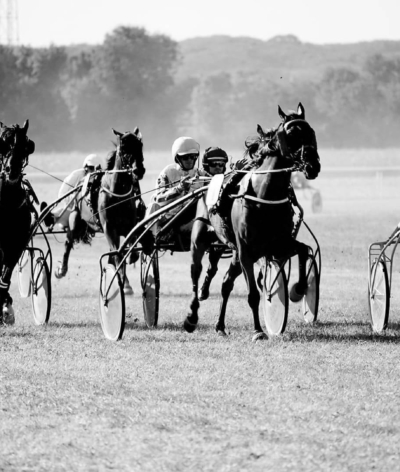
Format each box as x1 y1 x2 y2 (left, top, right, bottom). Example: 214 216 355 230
2 149 400 471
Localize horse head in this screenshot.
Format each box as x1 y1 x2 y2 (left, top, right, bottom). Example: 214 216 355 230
0 120 35 180
112 127 145 180
275 103 320 180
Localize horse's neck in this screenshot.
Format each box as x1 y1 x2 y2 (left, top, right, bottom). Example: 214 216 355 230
0 177 24 208
107 154 131 192
251 155 292 201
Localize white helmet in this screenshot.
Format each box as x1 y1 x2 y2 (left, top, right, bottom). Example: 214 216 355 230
172 137 200 166
83 153 102 169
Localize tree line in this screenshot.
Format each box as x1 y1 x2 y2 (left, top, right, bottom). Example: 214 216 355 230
1 26 399 151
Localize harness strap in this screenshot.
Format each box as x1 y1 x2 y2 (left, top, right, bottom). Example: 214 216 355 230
100 186 133 198
236 166 296 174
230 194 289 205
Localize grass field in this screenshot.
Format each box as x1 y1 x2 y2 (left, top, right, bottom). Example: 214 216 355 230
2 149 400 470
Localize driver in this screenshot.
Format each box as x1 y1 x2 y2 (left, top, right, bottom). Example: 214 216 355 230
147 137 207 237
42 153 103 229
201 146 229 176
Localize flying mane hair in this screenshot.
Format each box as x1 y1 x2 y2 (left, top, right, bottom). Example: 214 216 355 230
244 126 279 166
105 145 117 171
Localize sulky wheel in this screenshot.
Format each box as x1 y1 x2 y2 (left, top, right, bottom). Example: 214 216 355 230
31 257 51 325
18 249 32 298
99 264 125 341
140 250 160 328
262 259 289 335
368 260 390 333
303 254 320 323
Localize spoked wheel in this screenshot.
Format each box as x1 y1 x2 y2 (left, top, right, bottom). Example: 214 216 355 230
99 264 125 341
303 255 320 323
31 257 51 325
18 249 32 298
368 260 390 333
262 259 289 335
141 251 160 328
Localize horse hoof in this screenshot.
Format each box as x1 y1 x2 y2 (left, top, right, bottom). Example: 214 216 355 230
252 331 268 342
54 267 66 279
2 304 15 326
199 289 209 301
289 282 307 303
124 285 134 296
183 316 197 333
217 329 227 337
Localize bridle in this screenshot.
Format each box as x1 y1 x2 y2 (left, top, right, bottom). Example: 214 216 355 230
0 126 31 178
99 137 143 199
231 118 317 205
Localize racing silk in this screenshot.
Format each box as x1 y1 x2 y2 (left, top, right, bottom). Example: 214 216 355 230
147 163 208 224
154 163 206 205
52 168 86 227
58 168 86 201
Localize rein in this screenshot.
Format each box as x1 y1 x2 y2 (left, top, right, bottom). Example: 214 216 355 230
230 194 289 205
236 166 296 174
100 185 133 198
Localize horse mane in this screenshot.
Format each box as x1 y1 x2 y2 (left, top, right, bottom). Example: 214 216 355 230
0 124 18 147
105 146 117 170
244 126 279 166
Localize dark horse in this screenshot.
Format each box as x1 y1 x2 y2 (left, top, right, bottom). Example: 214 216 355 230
55 127 145 294
0 120 35 323
184 103 321 341
98 128 145 293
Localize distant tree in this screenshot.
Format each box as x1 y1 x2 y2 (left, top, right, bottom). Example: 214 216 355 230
0 46 73 150
72 26 181 147
0 46 20 118
188 73 233 144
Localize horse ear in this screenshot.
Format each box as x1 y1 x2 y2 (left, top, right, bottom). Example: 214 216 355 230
257 124 265 137
297 103 305 119
133 127 143 140
278 105 287 122
22 120 29 134
112 128 123 137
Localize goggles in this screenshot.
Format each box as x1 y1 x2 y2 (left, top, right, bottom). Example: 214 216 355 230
209 161 225 167
180 153 199 161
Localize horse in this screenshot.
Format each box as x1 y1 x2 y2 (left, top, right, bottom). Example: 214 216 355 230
54 127 145 294
0 120 35 324
98 127 146 293
184 103 321 341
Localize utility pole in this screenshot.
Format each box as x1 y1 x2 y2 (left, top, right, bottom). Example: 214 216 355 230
0 0 19 46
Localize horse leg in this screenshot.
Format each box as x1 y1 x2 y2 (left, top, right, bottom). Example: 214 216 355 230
183 240 206 333
199 248 224 301
55 210 79 279
289 241 309 302
0 264 15 325
104 225 133 296
122 263 133 296
240 252 268 342
215 251 243 336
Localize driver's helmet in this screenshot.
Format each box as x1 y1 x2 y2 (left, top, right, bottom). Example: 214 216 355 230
202 146 228 174
83 153 102 170
172 137 200 170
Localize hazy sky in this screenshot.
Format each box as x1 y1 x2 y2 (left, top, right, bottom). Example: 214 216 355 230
16 0 400 46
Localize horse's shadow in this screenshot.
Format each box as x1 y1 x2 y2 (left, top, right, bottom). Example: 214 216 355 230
283 320 400 343
40 320 100 329
124 320 196 332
